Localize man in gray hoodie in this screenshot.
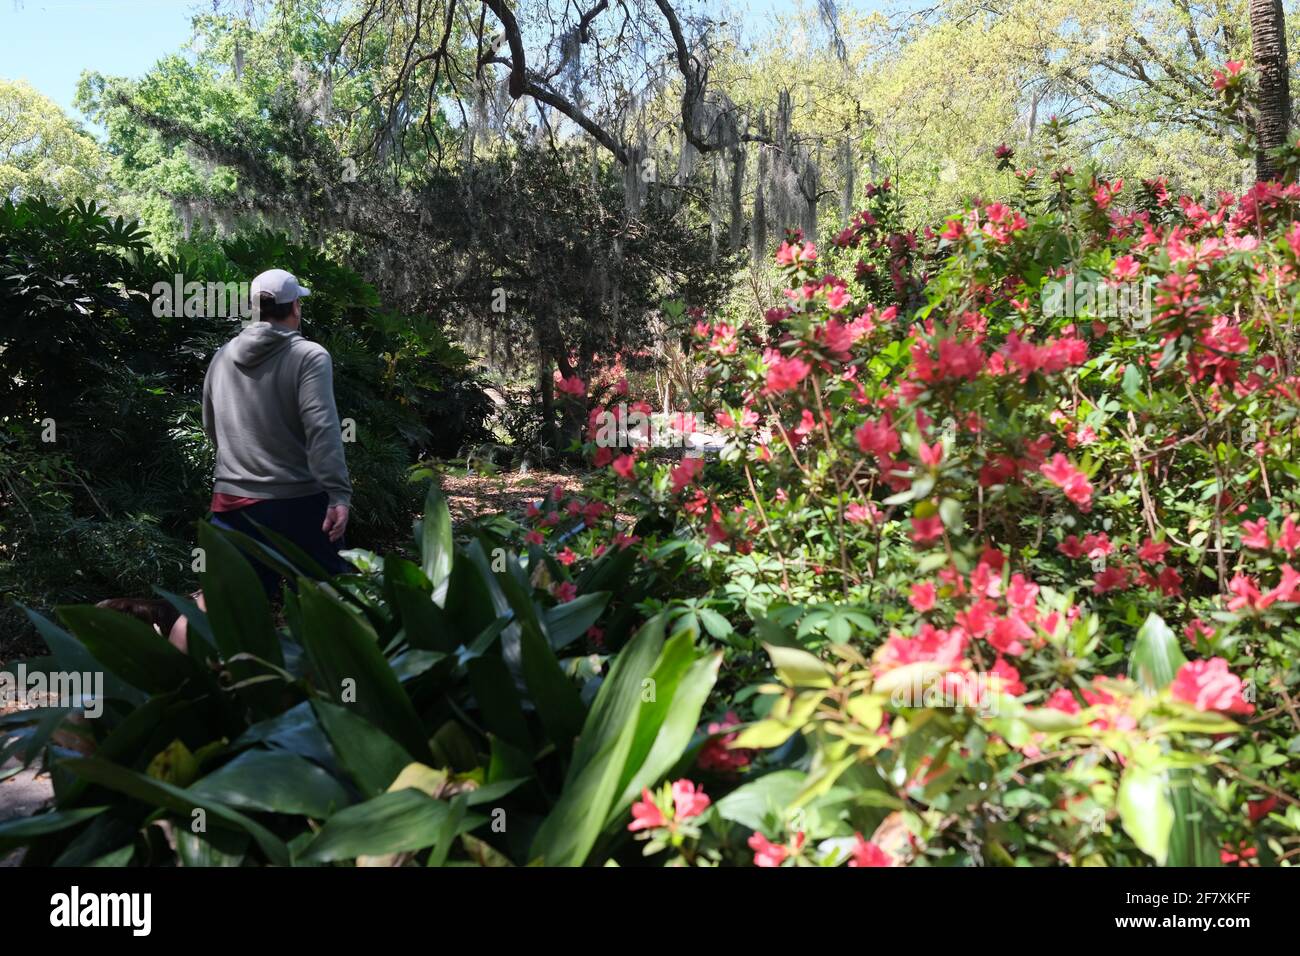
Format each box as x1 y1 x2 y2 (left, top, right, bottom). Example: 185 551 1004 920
200 268 352 594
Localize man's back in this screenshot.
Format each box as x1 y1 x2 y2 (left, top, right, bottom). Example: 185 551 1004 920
202 322 351 507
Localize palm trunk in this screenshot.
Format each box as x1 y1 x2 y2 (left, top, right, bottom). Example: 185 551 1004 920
1250 0 1291 182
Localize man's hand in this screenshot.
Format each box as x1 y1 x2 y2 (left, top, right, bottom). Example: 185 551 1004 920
322 503 349 542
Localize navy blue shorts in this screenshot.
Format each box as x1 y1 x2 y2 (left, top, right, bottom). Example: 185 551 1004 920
210 492 347 597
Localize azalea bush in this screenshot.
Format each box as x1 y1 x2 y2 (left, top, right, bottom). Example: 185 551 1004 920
568 122 1300 865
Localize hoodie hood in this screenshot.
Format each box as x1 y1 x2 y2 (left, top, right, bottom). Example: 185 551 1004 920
225 323 301 369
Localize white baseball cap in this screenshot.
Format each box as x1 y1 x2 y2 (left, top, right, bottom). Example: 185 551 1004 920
250 268 311 304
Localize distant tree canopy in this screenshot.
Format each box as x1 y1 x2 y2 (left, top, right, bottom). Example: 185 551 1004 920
0 79 107 203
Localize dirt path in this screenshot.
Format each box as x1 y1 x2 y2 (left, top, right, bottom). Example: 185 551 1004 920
0 761 53 867
441 467 586 525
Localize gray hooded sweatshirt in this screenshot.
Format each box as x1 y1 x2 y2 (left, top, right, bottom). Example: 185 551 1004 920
202 323 352 507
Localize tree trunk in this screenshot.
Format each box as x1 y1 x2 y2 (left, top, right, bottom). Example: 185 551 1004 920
539 349 557 457
1250 0 1291 182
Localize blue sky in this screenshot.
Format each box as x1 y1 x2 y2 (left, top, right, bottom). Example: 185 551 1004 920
0 0 200 125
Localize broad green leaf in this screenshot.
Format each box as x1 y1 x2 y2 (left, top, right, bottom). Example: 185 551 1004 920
609 650 722 824
190 749 350 819
714 771 807 832
425 795 468 868
467 653 533 752
54 605 203 696
1167 768 1221 868
385 555 454 652
197 522 282 666
543 592 610 651
1117 767 1174 865
21 607 144 706
297 580 431 761
233 701 335 768
175 827 249 867
0 807 107 852
419 483 454 605
494 564 585 752
1129 612 1187 692
765 643 832 688
311 699 414 798
531 616 666 866
59 757 290 866
298 789 480 863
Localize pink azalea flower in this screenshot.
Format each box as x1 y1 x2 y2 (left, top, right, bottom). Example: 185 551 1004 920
671 780 711 820
918 441 944 469
763 355 812 395
1137 536 1170 564
910 515 945 545
555 374 586 397
1171 658 1253 715
848 834 894 867
1111 255 1140 281
628 789 666 832
670 456 704 494
845 501 881 525
748 832 790 868
1240 518 1271 550
612 454 637 480
909 581 937 613
1276 515 1300 556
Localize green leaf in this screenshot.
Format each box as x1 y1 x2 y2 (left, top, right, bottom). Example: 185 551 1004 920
1166 768 1221 867
765 643 832 688
21 607 144 707
494 563 586 752
714 770 806 832
696 608 733 639
609 650 722 824
58 757 290 866
296 580 431 761
0 807 107 852
297 789 478 863
54 605 202 696
1122 363 1143 400
426 795 468 868
467 653 533 752
175 827 249 867
419 483 454 605
732 718 799 750
938 497 964 533
1129 612 1187 692
311 699 414 798
1117 766 1174 865
197 522 283 666
384 555 454 652
189 750 351 819
543 592 610 651
531 616 667 866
